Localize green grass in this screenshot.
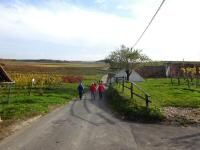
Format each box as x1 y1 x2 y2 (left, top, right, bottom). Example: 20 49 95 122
0 76 100 120
0 84 75 120
115 78 200 108
137 78 200 108
105 86 164 121
106 78 200 121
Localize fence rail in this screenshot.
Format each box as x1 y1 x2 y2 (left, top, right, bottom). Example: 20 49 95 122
115 76 151 108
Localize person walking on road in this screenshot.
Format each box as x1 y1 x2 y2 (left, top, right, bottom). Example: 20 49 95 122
77 82 84 100
90 83 96 100
98 81 105 99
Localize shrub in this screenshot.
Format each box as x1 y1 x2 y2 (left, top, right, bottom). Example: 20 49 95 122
62 76 84 83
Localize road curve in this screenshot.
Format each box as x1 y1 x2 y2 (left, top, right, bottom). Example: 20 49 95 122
0 93 138 150
1 92 200 150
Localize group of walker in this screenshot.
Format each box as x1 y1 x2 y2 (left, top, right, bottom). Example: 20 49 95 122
77 81 105 100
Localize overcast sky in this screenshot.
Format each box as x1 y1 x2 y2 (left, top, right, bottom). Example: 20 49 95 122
0 0 199 61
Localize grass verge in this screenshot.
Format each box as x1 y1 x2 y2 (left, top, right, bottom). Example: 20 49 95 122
106 78 200 125
0 75 101 120
105 86 164 122
0 84 76 120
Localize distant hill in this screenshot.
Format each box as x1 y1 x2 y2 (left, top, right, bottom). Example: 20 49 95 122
0 59 71 63
95 59 106 63
0 58 107 63
22 59 71 63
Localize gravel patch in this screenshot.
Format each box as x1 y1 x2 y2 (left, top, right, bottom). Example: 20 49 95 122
164 107 200 126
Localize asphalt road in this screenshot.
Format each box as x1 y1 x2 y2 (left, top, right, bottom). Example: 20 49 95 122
0 93 200 150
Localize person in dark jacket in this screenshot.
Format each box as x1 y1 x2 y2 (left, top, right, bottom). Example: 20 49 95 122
77 82 84 100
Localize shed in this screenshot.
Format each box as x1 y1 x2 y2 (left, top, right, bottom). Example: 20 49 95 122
111 69 144 83
0 66 14 121
0 66 13 83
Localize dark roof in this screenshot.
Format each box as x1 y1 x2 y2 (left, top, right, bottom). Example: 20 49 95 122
0 66 13 83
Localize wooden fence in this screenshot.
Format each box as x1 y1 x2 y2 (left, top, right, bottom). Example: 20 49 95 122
114 77 151 108
0 82 15 104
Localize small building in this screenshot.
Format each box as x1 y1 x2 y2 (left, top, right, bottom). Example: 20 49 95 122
108 69 144 83
0 66 14 121
0 66 13 83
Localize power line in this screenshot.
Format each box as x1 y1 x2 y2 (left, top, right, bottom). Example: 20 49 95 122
132 0 166 49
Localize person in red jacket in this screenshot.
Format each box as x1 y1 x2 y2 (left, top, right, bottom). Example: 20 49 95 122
90 83 96 100
98 81 105 99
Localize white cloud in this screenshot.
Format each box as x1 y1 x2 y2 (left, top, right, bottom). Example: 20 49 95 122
95 0 106 4
0 1 138 51
0 0 199 61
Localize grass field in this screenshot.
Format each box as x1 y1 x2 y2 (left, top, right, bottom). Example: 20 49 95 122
137 78 200 108
106 78 200 121
0 81 94 120
114 78 200 108
0 60 106 121
0 84 75 120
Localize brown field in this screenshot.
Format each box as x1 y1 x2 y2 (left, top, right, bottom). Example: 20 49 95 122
0 60 107 87
1 60 107 76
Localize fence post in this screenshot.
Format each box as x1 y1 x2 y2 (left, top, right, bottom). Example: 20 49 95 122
29 84 32 96
145 94 149 109
196 76 199 88
122 77 125 92
7 85 11 104
131 82 133 98
187 77 190 88
116 77 118 84
177 77 180 85
170 77 173 85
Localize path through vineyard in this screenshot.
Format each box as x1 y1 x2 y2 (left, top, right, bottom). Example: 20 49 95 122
0 93 200 149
